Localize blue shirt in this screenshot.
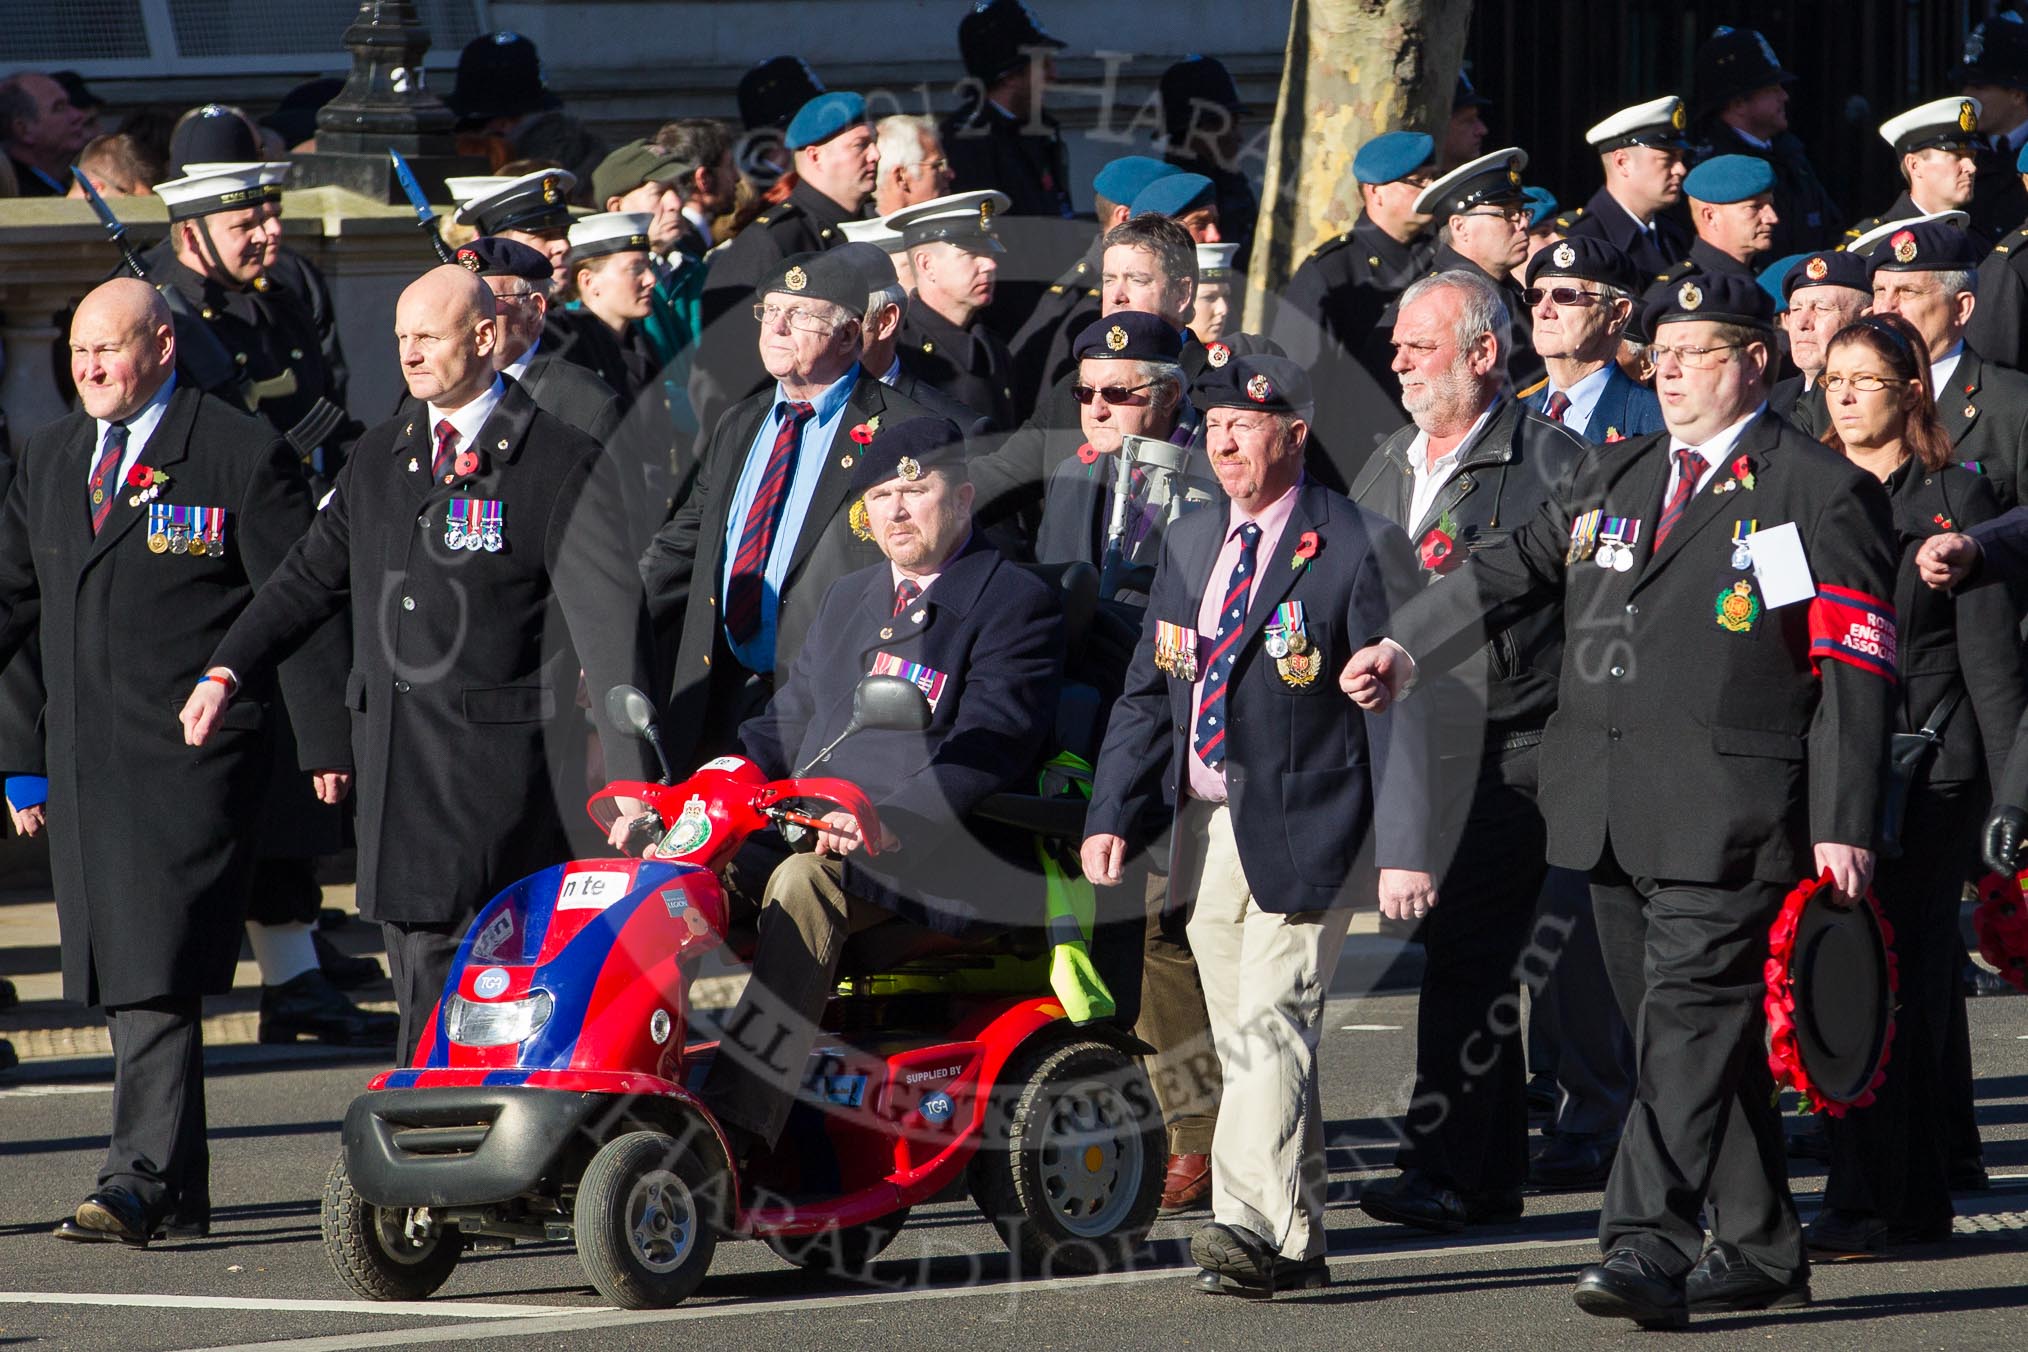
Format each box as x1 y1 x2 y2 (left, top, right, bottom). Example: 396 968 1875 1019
719 363 861 673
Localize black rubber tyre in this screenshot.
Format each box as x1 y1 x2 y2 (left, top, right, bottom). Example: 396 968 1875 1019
573 1129 721 1309
763 1207 911 1276
320 1151 463 1301
971 1038 1164 1274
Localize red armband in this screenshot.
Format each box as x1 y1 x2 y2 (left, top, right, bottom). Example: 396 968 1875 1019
1807 585 1898 681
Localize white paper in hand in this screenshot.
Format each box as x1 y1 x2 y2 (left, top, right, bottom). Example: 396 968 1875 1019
1744 521 1815 608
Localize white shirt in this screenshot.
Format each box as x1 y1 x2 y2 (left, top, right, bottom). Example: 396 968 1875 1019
1406 405 1496 531
1545 363 1615 438
90 372 177 490
1930 341 1965 403
426 375 508 457
1664 404 1764 503
1612 193 1658 234
501 337 539 386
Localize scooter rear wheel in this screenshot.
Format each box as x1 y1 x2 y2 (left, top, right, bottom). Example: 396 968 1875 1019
320 1151 464 1301
973 1039 1164 1274
574 1129 722 1309
763 1206 911 1276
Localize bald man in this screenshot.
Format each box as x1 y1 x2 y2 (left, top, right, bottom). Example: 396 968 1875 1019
183 266 659 1060
0 279 350 1245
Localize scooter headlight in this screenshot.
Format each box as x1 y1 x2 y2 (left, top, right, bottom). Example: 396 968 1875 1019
444 989 554 1046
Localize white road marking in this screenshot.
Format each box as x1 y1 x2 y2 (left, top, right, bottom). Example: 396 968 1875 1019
0 1083 113 1099
170 1233 1604 1352
0 1292 583 1320
1340 1024 1402 1031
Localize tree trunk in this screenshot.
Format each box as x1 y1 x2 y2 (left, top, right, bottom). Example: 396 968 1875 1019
1243 0 1474 330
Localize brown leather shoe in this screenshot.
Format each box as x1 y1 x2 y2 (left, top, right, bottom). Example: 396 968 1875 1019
1160 1152 1212 1213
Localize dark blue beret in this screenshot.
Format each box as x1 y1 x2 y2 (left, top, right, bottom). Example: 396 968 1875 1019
1643 271 1775 333
1353 131 1434 185
1093 155 1179 207
1131 172 1216 219
1191 353 1312 414
1526 235 1638 293
1866 220 1984 274
784 91 866 151
1781 250 1870 299
1683 153 1776 203
1072 311 1184 362
455 236 551 281
848 417 968 495
1756 253 1808 312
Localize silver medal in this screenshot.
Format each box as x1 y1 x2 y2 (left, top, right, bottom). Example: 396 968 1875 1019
1265 629 1290 659
1731 543 1752 570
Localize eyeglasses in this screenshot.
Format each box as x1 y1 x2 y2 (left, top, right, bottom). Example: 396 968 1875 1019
1649 342 1744 369
1073 381 1156 405
1819 373 1896 393
1460 206 1530 225
1521 286 1612 307
752 302 844 334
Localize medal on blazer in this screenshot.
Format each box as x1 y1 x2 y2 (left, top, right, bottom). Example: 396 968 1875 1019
1715 578 1761 633
1595 516 1641 571
1565 509 1602 564
444 498 505 552
869 652 948 711
1154 620 1200 682
1730 519 1757 571
1268 601 1316 686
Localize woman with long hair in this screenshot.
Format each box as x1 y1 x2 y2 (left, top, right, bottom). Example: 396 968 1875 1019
1808 312 2027 1254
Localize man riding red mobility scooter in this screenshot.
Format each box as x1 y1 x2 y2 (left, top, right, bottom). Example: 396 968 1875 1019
322 672 1162 1309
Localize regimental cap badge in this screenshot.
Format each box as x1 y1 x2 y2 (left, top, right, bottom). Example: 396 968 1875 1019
1671 103 1687 131
1960 100 1979 133
896 456 922 481
1677 281 1702 311
541 174 560 204
1892 229 1918 263
979 199 995 227
1552 242 1576 268
785 265 808 291
1206 341 1230 367
1805 255 1828 281
456 246 482 273
1507 167 1522 186
1245 373 1273 403
1105 324 1129 352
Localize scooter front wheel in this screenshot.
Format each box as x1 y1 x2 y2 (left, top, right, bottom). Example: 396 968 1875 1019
320 1151 464 1301
574 1129 723 1309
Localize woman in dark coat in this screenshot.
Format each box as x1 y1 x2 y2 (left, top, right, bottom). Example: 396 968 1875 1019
1809 312 2028 1253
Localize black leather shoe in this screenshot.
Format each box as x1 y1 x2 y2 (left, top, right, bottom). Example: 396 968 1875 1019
0 1037 17 1076
1687 1242 1810 1311
1572 1248 1688 1328
0 975 18 1010
1359 1170 1522 1233
313 931 385 990
1189 1223 1329 1298
1530 1134 1616 1190
56 1187 158 1247
1964 959 2019 997
1525 1074 1558 1117
258 971 397 1046
1805 1208 1891 1257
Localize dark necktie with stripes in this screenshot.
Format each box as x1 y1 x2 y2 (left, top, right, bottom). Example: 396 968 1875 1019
1191 521 1262 772
893 578 921 617
1545 390 1571 424
88 423 128 536
1653 448 1707 548
430 419 459 480
725 400 816 646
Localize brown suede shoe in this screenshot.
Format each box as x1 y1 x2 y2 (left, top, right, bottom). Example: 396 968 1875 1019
1160 1152 1212 1213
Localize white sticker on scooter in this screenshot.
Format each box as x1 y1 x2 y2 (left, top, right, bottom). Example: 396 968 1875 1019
662 795 713 857
473 967 510 999
699 756 752 773
556 863 634 911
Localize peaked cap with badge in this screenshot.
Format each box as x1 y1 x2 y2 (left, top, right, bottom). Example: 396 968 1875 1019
885 189 1011 253
1413 147 1529 218
449 168 578 235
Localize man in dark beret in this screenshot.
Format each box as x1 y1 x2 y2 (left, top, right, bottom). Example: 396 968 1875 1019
689 415 1064 1162
1522 236 1664 443
455 237 623 446
1771 250 1870 433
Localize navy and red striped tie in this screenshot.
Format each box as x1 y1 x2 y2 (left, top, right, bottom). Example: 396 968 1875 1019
1191 522 1262 772
725 401 816 645
893 578 921 617
88 423 128 536
430 419 458 480
1652 448 1707 549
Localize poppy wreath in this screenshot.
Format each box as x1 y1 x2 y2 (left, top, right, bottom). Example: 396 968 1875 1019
1763 869 1899 1117
1971 869 2028 994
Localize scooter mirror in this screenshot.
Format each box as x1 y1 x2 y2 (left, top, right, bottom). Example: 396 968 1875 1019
604 685 659 740
852 674 933 733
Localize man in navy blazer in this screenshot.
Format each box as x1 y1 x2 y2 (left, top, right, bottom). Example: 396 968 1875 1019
1082 354 1433 1297
698 416 1063 1160
1519 236 1665 445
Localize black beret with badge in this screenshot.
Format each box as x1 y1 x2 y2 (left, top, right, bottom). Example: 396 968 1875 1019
1781 250 1870 299
758 249 868 312
1072 311 1184 362
1865 218 1984 275
455 236 553 281
1191 353 1312 414
1412 147 1529 219
1642 270 1775 333
847 416 969 495
1525 235 1639 294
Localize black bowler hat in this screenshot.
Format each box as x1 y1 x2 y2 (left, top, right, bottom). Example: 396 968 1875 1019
738 56 826 131
1770 881 1895 1111
758 250 866 312
455 236 552 282
848 417 968 495
1782 250 1869 299
1072 311 1184 363
1525 236 1639 294
1160 55 1248 141
1865 218 1984 274
1643 271 1775 333
1692 27 1797 121
1191 353 1313 414
1953 12 2028 89
447 31 561 123
959 0 1067 84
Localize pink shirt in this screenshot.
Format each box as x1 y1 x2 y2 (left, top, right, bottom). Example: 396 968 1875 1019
1186 482 1302 803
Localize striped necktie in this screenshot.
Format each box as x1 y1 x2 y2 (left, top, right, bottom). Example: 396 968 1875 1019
89 423 128 535
1190 522 1262 772
725 400 817 646
1653 448 1707 548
